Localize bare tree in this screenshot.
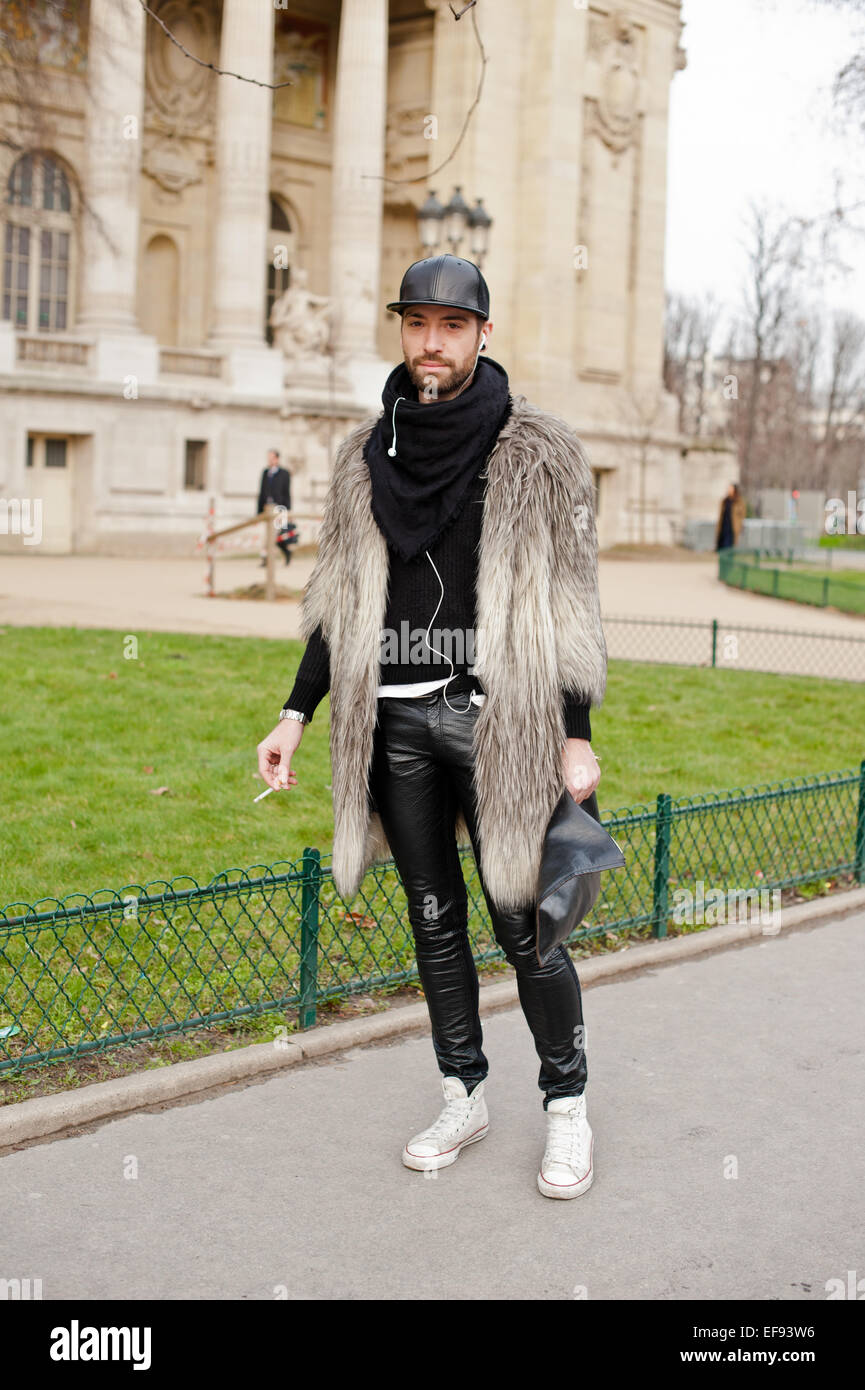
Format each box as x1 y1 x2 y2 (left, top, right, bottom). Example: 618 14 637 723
662 290 690 422
0 2 69 156
687 294 720 437
0 3 159 269
663 290 722 437
618 385 665 545
813 0 865 135
802 0 865 251
735 201 810 493
784 307 823 486
817 310 865 492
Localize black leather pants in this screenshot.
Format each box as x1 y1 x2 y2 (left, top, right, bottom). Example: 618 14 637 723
368 685 587 1108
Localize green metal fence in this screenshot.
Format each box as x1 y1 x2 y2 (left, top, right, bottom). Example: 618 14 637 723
719 548 865 616
2 761 863 1077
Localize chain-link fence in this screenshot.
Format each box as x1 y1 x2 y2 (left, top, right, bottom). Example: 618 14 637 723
604 613 865 681
2 761 863 1077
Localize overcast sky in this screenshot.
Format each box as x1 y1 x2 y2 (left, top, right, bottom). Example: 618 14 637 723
665 0 864 341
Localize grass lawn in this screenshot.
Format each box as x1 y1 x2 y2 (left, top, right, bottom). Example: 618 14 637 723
818 534 865 549
1 623 863 1098
787 566 865 587
1 624 863 909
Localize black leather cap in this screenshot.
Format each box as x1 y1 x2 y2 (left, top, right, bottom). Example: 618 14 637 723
386 254 490 319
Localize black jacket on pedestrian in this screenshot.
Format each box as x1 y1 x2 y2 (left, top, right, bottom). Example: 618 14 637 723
257 465 292 515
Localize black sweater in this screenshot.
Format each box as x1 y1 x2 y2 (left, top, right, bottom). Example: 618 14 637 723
284 467 593 740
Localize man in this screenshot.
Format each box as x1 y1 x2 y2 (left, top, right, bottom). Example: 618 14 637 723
257 254 607 1200
257 449 295 566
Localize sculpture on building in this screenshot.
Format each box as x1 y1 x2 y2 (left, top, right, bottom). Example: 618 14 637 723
269 269 334 362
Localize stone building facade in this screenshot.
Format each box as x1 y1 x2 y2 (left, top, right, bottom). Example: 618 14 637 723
0 0 731 555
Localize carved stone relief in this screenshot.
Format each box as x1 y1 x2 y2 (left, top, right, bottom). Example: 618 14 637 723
142 137 205 196
384 103 430 187
143 0 217 194
145 0 218 134
585 8 642 157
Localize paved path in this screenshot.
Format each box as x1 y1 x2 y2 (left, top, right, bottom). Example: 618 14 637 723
1 551 863 641
1 912 861 1300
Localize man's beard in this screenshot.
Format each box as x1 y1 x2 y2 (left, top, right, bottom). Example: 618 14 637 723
405 351 478 399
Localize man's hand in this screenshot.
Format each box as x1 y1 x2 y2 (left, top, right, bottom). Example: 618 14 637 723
257 720 304 792
562 737 601 804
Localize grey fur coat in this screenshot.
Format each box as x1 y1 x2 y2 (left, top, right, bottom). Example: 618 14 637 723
299 392 607 913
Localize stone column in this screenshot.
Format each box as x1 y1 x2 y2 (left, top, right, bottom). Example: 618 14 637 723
511 0 584 412
425 0 522 371
329 0 391 403
207 0 282 394
209 0 272 345
77 0 158 382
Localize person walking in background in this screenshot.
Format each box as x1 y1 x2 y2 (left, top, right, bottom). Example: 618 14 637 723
258 449 295 566
715 481 745 551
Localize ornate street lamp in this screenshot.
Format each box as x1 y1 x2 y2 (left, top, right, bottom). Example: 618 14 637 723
415 185 493 266
417 189 445 250
467 197 491 264
443 185 471 250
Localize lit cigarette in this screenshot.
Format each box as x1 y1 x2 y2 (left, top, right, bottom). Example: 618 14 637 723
253 786 282 803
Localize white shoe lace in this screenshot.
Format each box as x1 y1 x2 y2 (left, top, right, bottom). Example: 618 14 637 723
545 1105 590 1171
421 1096 475 1142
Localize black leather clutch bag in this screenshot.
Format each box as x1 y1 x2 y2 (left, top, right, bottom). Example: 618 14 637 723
535 788 626 966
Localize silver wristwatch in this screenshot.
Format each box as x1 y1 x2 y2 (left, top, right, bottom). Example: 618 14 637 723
279 707 308 725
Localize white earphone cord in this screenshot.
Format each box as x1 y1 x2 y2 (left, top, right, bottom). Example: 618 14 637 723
387 395 406 458
423 549 474 714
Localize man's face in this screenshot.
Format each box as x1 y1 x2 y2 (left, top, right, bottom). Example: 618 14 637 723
267 452 279 469
400 304 491 402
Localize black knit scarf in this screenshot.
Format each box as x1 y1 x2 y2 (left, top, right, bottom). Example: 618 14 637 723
364 354 512 563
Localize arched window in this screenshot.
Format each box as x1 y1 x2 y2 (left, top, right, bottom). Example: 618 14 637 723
2 152 74 332
265 194 296 346
270 196 290 233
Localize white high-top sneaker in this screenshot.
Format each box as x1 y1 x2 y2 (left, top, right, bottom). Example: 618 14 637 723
402 1076 489 1171
537 1093 594 1199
